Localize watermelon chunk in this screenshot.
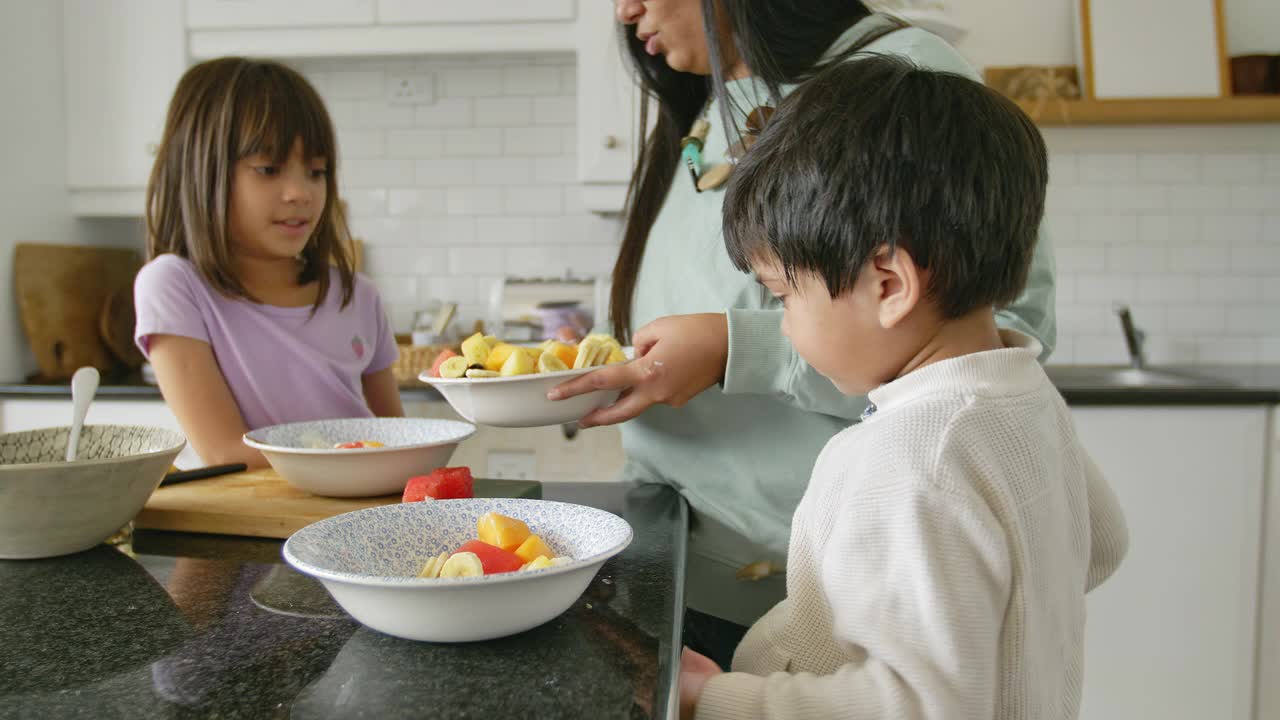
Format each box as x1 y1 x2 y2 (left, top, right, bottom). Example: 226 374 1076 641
402 466 474 502
455 539 524 575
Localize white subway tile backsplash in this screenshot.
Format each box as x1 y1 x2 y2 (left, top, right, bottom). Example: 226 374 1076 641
1260 276 1280 303
1075 274 1135 301
446 186 504 216
502 66 561 96
364 246 449 276
535 215 621 246
386 129 443 157
1058 303 1111 334
1053 246 1107 273
1073 334 1127 364
353 218 422 246
343 158 415 187
533 96 576 126
1079 214 1138 245
533 156 576 184
328 70 384 100
1228 304 1280 335
475 217 538 245
1138 154 1198 183
505 186 563 215
1138 215 1199 245
1267 154 1280 181
1164 303 1227 333
475 97 533 127
341 188 388 216
1103 243 1164 273
504 127 563 156
1078 154 1137 182
1167 245 1229 273
371 274 419 305
1199 275 1260 302
419 218 478 246
1230 185 1277 211
338 130 385 158
422 275 478 305
441 67 504 97
355 101 414 128
1230 245 1280 274
561 65 577 94
563 186 587 216
1137 274 1198 302
1045 214 1079 246
413 98 474 127
414 158 476 186
442 128 503 157
1164 184 1229 212
1266 215 1280 244
1141 336 1198 365
1196 337 1258 364
1202 154 1264 182
449 247 506 275
1048 154 1077 185
1106 184 1167 211
388 188 447 217
473 157 535 186
1201 214 1264 244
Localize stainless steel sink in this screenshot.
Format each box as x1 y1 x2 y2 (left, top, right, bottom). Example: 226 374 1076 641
1046 365 1234 389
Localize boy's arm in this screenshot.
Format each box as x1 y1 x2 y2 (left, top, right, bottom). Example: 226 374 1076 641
694 481 1012 720
722 221 1057 419
1083 453 1129 592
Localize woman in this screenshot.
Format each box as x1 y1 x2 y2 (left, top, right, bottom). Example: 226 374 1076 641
553 0 1057 668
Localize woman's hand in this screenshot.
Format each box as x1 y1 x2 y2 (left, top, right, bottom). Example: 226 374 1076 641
679 647 723 720
547 313 728 428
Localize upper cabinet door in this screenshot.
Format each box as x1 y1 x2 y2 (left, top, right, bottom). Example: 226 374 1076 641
576 0 639 213
64 0 186 198
186 0 375 28
378 0 575 24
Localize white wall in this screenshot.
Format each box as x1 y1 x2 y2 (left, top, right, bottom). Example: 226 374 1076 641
0 1 140 383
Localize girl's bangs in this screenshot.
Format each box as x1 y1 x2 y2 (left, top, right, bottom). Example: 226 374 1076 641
233 67 332 162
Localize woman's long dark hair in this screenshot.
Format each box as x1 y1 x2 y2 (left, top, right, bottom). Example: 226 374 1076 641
609 0 874 342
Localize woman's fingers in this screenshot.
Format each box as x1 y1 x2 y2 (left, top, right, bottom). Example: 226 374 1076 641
547 360 645 401
576 388 653 428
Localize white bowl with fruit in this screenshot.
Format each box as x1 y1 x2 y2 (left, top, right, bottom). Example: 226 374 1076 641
243 417 476 498
283 497 633 642
419 332 631 428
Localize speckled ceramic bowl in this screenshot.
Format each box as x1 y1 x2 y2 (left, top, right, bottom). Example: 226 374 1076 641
283 498 633 642
243 417 476 498
0 425 186 559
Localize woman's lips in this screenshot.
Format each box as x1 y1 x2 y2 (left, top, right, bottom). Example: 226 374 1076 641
645 33 660 56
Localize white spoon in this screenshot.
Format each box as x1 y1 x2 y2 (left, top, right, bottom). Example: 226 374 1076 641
66 366 100 462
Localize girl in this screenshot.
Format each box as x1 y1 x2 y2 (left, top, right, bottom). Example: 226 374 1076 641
550 0 1059 667
135 57 403 469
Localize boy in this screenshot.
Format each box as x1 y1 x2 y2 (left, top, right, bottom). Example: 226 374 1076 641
680 55 1129 719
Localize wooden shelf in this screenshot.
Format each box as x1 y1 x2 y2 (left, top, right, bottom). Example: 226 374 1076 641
1014 96 1280 126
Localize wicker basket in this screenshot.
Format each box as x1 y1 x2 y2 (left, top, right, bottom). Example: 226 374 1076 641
393 343 453 383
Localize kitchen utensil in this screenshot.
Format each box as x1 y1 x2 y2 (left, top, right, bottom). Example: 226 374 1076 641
160 463 248 487
0 425 185 559
432 302 457 337
283 498 633 642
420 347 633 428
98 287 146 370
135 467 540 539
65 366 100 462
14 243 142 380
242 417 476 497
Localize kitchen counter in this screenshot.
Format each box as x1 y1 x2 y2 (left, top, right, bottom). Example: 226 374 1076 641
7 366 1280 406
0 482 687 720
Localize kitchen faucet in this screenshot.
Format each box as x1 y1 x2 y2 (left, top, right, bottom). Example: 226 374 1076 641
1113 304 1146 369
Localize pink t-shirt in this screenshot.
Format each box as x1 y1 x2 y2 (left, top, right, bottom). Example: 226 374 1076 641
134 254 398 431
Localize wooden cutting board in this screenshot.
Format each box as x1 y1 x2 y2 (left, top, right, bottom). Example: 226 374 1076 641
134 468 541 539
14 243 142 380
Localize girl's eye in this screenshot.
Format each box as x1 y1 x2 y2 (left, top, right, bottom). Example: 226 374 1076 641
253 165 278 177
310 168 329 179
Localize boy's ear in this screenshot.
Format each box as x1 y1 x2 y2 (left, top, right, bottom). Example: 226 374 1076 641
869 245 921 329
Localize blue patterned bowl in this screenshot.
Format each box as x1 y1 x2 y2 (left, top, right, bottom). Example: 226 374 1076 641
243 418 476 498
0 425 186 559
283 498 633 642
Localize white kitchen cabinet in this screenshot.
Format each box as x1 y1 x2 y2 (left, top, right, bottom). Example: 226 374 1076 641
377 0 575 24
576 0 639 214
186 0 374 28
1071 406 1267 720
63 0 187 216
0 397 200 469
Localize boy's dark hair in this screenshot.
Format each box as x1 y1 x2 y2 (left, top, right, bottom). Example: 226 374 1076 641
723 54 1048 319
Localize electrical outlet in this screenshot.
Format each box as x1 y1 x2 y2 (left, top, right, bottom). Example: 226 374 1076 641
386 72 435 105
487 450 536 480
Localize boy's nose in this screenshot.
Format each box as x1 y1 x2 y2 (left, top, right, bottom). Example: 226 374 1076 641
615 0 644 24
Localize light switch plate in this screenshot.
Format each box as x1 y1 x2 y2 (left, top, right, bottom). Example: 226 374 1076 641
386 72 435 105
487 449 536 481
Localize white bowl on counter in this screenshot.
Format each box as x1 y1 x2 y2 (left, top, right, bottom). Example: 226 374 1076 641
283 497 633 642
0 425 186 559
418 348 632 428
243 417 476 498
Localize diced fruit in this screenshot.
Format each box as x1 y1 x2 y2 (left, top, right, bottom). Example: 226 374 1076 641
417 551 451 578
455 539 524 575
586 333 623 354
439 551 484 578
540 340 576 368
484 342 520 372
402 466 474 502
483 335 499 349
476 511 532 551
465 368 499 378
333 440 384 449
537 351 568 373
438 356 469 379
521 555 553 571
573 337 610 369
607 348 626 364
428 349 460 378
461 332 491 367
500 348 536 376
513 533 555 564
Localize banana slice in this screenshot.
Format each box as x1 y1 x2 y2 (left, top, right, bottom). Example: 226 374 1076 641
465 368 500 379
572 337 610 369
417 551 451 578
438 551 484 578
537 352 568 373
549 556 573 567
521 555 553 571
460 332 491 367
438 356 469 379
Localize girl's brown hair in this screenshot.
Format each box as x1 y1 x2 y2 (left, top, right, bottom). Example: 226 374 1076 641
145 56 355 310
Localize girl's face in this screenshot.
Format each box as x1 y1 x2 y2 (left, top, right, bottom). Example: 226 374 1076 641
228 137 328 264
617 0 716 75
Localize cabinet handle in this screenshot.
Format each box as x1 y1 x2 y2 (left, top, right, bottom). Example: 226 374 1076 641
602 135 619 149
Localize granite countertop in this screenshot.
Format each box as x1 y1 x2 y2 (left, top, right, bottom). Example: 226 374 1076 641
0 482 687 720
7 366 1280 405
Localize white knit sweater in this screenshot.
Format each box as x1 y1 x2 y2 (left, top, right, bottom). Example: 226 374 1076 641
696 330 1129 720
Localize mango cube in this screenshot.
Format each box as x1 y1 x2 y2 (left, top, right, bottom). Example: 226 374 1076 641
500 347 536 376
477 511 531 551
513 533 555 564
485 342 520 372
